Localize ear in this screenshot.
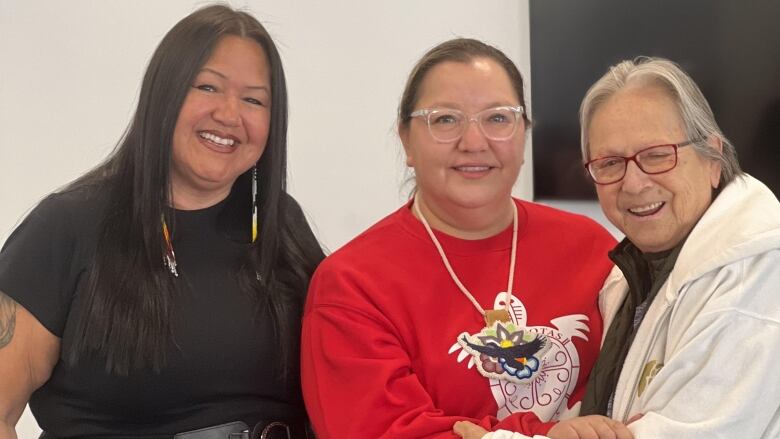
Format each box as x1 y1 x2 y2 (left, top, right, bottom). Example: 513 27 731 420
707 135 723 189
399 123 414 167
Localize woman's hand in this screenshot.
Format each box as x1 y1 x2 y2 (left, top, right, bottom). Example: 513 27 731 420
453 420 489 439
547 415 633 439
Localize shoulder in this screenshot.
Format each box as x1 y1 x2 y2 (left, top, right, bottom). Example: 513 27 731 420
8 188 107 245
282 192 305 218
281 192 313 232
280 192 326 263
517 199 616 249
679 247 780 322
307 206 417 301
519 199 609 234
321 205 413 266
0 187 108 336
40 185 108 216
281 192 320 238
2 186 109 258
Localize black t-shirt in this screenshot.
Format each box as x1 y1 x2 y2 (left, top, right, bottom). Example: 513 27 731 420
0 188 321 438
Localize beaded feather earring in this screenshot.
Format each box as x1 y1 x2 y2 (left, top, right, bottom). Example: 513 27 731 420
252 165 263 282
252 165 258 243
162 166 259 277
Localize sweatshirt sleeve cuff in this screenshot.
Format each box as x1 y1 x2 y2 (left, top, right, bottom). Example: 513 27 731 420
482 430 551 439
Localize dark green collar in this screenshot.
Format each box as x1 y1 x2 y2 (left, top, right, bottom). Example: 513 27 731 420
609 238 686 306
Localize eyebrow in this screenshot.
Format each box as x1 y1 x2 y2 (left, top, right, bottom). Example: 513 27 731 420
199 67 269 91
425 101 518 110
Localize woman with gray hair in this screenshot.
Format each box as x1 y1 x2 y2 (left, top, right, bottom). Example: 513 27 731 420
576 56 780 436
455 56 780 439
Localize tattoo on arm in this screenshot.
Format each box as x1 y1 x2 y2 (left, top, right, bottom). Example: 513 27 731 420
0 290 17 349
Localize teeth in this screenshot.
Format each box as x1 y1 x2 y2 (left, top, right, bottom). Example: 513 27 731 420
629 202 663 214
199 131 235 146
457 166 490 172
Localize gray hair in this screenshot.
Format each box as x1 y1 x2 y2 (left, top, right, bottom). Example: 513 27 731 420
579 56 742 188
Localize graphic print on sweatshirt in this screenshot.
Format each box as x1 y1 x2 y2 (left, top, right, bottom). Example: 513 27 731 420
448 292 589 421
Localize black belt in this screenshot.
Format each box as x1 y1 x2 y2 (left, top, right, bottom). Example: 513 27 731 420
40 420 309 439
174 421 308 439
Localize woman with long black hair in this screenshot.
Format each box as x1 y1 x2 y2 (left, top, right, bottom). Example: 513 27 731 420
0 5 322 438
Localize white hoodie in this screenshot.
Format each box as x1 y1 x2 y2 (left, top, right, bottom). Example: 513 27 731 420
608 175 780 437
486 175 780 439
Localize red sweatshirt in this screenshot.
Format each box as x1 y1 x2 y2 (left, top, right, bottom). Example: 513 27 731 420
302 199 616 438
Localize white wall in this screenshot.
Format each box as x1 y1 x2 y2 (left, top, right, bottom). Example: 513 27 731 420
0 0 534 252
1 1 534 436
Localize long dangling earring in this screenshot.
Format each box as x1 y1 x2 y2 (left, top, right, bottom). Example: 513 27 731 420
162 216 178 277
251 165 259 243
252 165 263 282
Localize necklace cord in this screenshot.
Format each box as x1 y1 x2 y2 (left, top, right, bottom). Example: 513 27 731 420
413 196 517 318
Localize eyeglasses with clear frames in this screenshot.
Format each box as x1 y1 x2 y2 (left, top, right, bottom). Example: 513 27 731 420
409 106 525 143
584 140 697 185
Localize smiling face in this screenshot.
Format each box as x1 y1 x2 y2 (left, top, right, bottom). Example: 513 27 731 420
170 35 271 209
399 58 526 236
589 85 722 252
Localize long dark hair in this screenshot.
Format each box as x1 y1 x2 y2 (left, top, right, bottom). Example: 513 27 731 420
65 4 320 376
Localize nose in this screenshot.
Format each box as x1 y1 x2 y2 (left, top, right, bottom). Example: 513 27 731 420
457 117 488 152
213 95 241 127
620 160 653 194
